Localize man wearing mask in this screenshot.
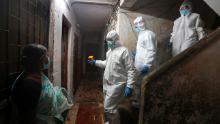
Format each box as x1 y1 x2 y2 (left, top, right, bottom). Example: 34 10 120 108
169 0 206 56
88 30 135 124
132 16 157 108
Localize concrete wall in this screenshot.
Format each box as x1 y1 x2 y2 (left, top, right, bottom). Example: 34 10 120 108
49 0 81 95
115 0 218 68
116 9 173 67
203 0 220 16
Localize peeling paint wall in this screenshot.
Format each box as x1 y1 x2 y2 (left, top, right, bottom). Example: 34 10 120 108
49 0 81 95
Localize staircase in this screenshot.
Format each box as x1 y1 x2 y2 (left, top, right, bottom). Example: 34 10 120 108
139 28 220 124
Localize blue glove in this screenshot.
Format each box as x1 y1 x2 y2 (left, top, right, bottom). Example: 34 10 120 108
88 59 96 64
165 41 172 49
141 66 149 74
132 51 136 57
124 86 132 97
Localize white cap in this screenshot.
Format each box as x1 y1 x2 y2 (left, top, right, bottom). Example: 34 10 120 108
106 30 119 42
134 16 144 24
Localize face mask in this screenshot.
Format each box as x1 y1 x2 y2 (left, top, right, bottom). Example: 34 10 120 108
180 9 190 16
136 21 146 31
134 26 141 33
107 41 114 49
43 56 51 69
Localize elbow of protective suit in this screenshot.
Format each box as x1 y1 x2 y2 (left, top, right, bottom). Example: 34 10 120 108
197 27 206 40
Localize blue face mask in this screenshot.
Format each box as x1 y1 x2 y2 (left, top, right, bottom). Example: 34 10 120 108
43 57 51 69
134 26 141 33
107 41 114 49
180 9 190 16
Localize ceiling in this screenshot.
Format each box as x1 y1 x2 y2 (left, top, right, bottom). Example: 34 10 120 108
71 0 220 32
71 0 118 32
203 0 220 16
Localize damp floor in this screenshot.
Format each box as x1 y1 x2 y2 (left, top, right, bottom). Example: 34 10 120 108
65 78 104 124
65 77 139 124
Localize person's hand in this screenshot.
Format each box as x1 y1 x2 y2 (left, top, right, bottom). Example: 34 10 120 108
124 86 132 97
88 56 96 65
141 66 149 74
165 41 172 49
88 59 96 65
131 51 136 57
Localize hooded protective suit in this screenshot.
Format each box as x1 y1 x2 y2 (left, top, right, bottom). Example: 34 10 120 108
134 16 157 73
95 30 135 124
170 0 206 56
132 16 157 108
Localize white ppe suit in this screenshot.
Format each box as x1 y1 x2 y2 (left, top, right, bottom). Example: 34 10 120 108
135 30 157 72
170 13 205 56
95 43 135 124
132 16 157 108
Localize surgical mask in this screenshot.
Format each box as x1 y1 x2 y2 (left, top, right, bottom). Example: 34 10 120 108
134 26 141 33
135 21 146 31
180 9 190 16
43 56 51 69
107 41 114 49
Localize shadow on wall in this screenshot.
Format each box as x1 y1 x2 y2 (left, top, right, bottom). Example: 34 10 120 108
130 0 181 21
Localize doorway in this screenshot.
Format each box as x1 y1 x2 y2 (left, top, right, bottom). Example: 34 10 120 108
73 34 80 94
61 17 70 89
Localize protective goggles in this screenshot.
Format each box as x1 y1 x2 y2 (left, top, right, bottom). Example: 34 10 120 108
179 5 190 10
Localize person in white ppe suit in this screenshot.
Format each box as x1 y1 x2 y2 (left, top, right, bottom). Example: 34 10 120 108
132 16 157 108
169 0 206 57
88 30 135 124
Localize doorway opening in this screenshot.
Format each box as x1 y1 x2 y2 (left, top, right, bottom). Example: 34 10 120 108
73 33 80 94
61 16 70 89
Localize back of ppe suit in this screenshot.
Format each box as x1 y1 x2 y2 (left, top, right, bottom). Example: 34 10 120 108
132 16 157 107
95 30 135 124
170 0 206 56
